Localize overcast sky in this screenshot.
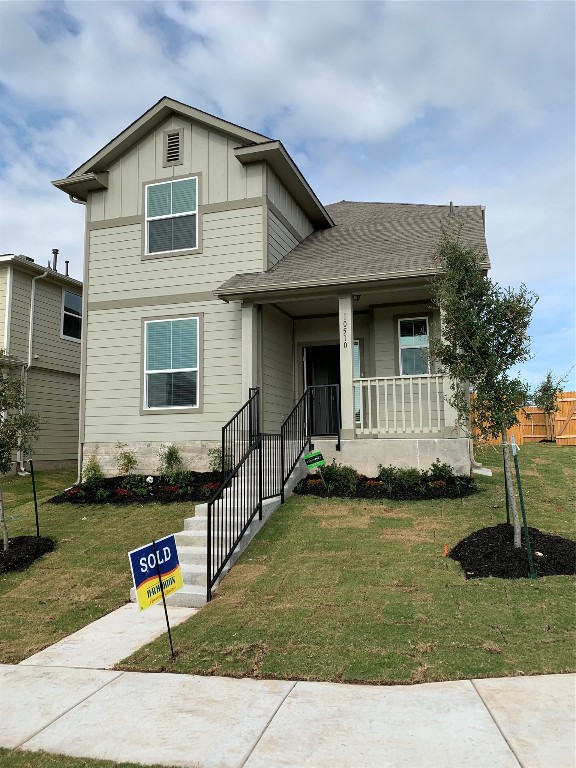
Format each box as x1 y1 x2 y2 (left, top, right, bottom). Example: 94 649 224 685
0 0 574 388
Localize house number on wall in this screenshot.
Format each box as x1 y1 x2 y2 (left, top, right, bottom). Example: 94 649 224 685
342 315 348 348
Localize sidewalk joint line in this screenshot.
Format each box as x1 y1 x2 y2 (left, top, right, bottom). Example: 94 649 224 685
239 681 297 767
470 679 524 768
15 670 125 751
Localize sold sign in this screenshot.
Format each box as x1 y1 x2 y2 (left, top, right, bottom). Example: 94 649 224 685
128 534 183 611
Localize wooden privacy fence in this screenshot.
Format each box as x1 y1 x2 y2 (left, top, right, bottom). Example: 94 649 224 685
474 392 576 446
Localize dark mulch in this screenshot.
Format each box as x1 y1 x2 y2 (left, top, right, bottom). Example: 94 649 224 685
49 472 222 505
449 523 576 579
0 536 55 574
295 475 477 501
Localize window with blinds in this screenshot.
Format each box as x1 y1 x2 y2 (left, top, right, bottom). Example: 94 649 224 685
145 177 198 255
144 317 199 409
398 317 429 375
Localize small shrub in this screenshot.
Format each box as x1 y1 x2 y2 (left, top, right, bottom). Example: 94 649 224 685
200 481 221 498
95 487 110 501
429 459 456 483
320 461 360 497
158 444 183 478
115 442 138 475
207 447 222 473
83 456 104 485
162 468 197 488
121 474 149 497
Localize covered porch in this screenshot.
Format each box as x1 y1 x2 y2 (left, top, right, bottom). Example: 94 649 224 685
234 277 468 473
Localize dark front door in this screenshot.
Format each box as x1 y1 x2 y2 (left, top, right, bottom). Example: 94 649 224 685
304 345 340 435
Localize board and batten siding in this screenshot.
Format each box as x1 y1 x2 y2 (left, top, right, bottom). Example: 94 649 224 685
261 306 294 432
84 300 243 443
267 210 300 269
89 116 265 222
88 207 263 302
8 270 81 375
266 168 314 240
26 368 80 462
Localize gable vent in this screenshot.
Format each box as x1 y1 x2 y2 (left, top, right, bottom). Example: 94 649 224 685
166 132 180 163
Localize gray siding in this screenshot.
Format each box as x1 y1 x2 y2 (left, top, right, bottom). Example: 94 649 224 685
261 306 294 431
27 368 80 461
266 168 314 239
373 305 439 377
89 116 265 222
268 210 299 268
8 270 81 375
0 267 7 350
84 300 243 443
88 207 263 303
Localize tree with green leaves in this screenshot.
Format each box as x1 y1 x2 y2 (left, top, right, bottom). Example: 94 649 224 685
429 232 537 548
0 353 40 551
532 371 564 441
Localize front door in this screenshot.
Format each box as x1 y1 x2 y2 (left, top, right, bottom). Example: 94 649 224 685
304 345 340 435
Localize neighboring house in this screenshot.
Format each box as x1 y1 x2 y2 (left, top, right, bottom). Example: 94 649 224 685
52 96 489 478
0 253 82 469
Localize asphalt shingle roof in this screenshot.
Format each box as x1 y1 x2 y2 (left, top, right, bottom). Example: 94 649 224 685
216 201 490 298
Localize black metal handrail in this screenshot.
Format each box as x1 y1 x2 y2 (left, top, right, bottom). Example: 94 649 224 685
280 389 312 502
207 436 263 601
221 387 259 479
261 433 283 500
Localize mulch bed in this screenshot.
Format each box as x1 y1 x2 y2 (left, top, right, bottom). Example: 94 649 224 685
49 472 222 505
295 475 477 500
449 523 576 579
0 536 55 574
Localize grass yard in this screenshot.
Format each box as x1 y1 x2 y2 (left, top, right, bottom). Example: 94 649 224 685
119 444 576 684
0 469 189 664
0 749 170 768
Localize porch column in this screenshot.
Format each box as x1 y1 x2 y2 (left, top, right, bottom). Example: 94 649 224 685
339 295 355 439
241 302 258 395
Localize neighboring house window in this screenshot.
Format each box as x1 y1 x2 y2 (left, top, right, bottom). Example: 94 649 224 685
399 318 429 375
144 318 199 409
62 290 82 341
145 177 198 255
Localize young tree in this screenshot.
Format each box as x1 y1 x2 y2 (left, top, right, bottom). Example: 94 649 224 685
0 353 40 551
532 371 563 440
429 232 537 548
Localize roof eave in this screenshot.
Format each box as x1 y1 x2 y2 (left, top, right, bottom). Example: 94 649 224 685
0 255 82 288
234 142 334 229
51 172 109 202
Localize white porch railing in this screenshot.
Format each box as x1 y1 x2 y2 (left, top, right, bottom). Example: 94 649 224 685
353 375 445 436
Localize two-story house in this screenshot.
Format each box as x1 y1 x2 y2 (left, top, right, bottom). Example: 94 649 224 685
0 253 82 469
52 96 489 479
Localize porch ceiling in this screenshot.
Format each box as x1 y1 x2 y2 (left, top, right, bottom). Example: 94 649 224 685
244 278 435 318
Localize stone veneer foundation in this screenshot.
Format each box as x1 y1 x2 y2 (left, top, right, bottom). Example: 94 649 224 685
82 441 221 477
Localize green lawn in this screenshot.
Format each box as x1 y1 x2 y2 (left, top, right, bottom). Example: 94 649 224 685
0 469 189 664
118 444 576 684
0 749 171 768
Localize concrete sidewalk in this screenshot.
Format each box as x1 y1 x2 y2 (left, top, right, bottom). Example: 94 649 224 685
1 604 574 768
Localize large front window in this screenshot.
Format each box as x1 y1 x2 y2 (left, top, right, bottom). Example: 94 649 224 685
144 318 199 409
399 317 429 375
145 177 198 255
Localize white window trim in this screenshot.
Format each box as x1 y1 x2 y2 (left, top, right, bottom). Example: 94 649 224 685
398 317 430 376
145 176 199 256
144 317 199 410
60 288 82 343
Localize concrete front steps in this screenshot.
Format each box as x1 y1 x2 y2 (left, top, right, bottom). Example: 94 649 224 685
130 456 307 609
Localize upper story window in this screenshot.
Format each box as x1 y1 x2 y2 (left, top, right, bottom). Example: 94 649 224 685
144 317 199 409
62 290 82 341
145 177 198 255
399 318 429 375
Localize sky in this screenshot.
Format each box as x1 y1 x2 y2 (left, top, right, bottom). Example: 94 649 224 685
0 0 574 390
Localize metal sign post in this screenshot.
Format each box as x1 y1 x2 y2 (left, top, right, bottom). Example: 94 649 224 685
28 454 39 537
304 450 328 492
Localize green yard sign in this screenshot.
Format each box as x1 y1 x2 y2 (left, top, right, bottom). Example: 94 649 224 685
304 450 326 469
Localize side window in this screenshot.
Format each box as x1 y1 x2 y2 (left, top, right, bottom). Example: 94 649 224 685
145 177 198 255
144 317 199 409
62 290 82 341
399 318 429 375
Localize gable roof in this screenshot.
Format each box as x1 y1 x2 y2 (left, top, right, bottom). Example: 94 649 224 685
215 201 490 300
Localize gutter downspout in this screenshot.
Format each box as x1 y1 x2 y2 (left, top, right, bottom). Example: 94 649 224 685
20 269 51 473
73 194 88 484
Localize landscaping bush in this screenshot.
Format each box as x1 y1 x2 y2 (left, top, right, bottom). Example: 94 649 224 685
115 443 138 475
296 458 476 500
